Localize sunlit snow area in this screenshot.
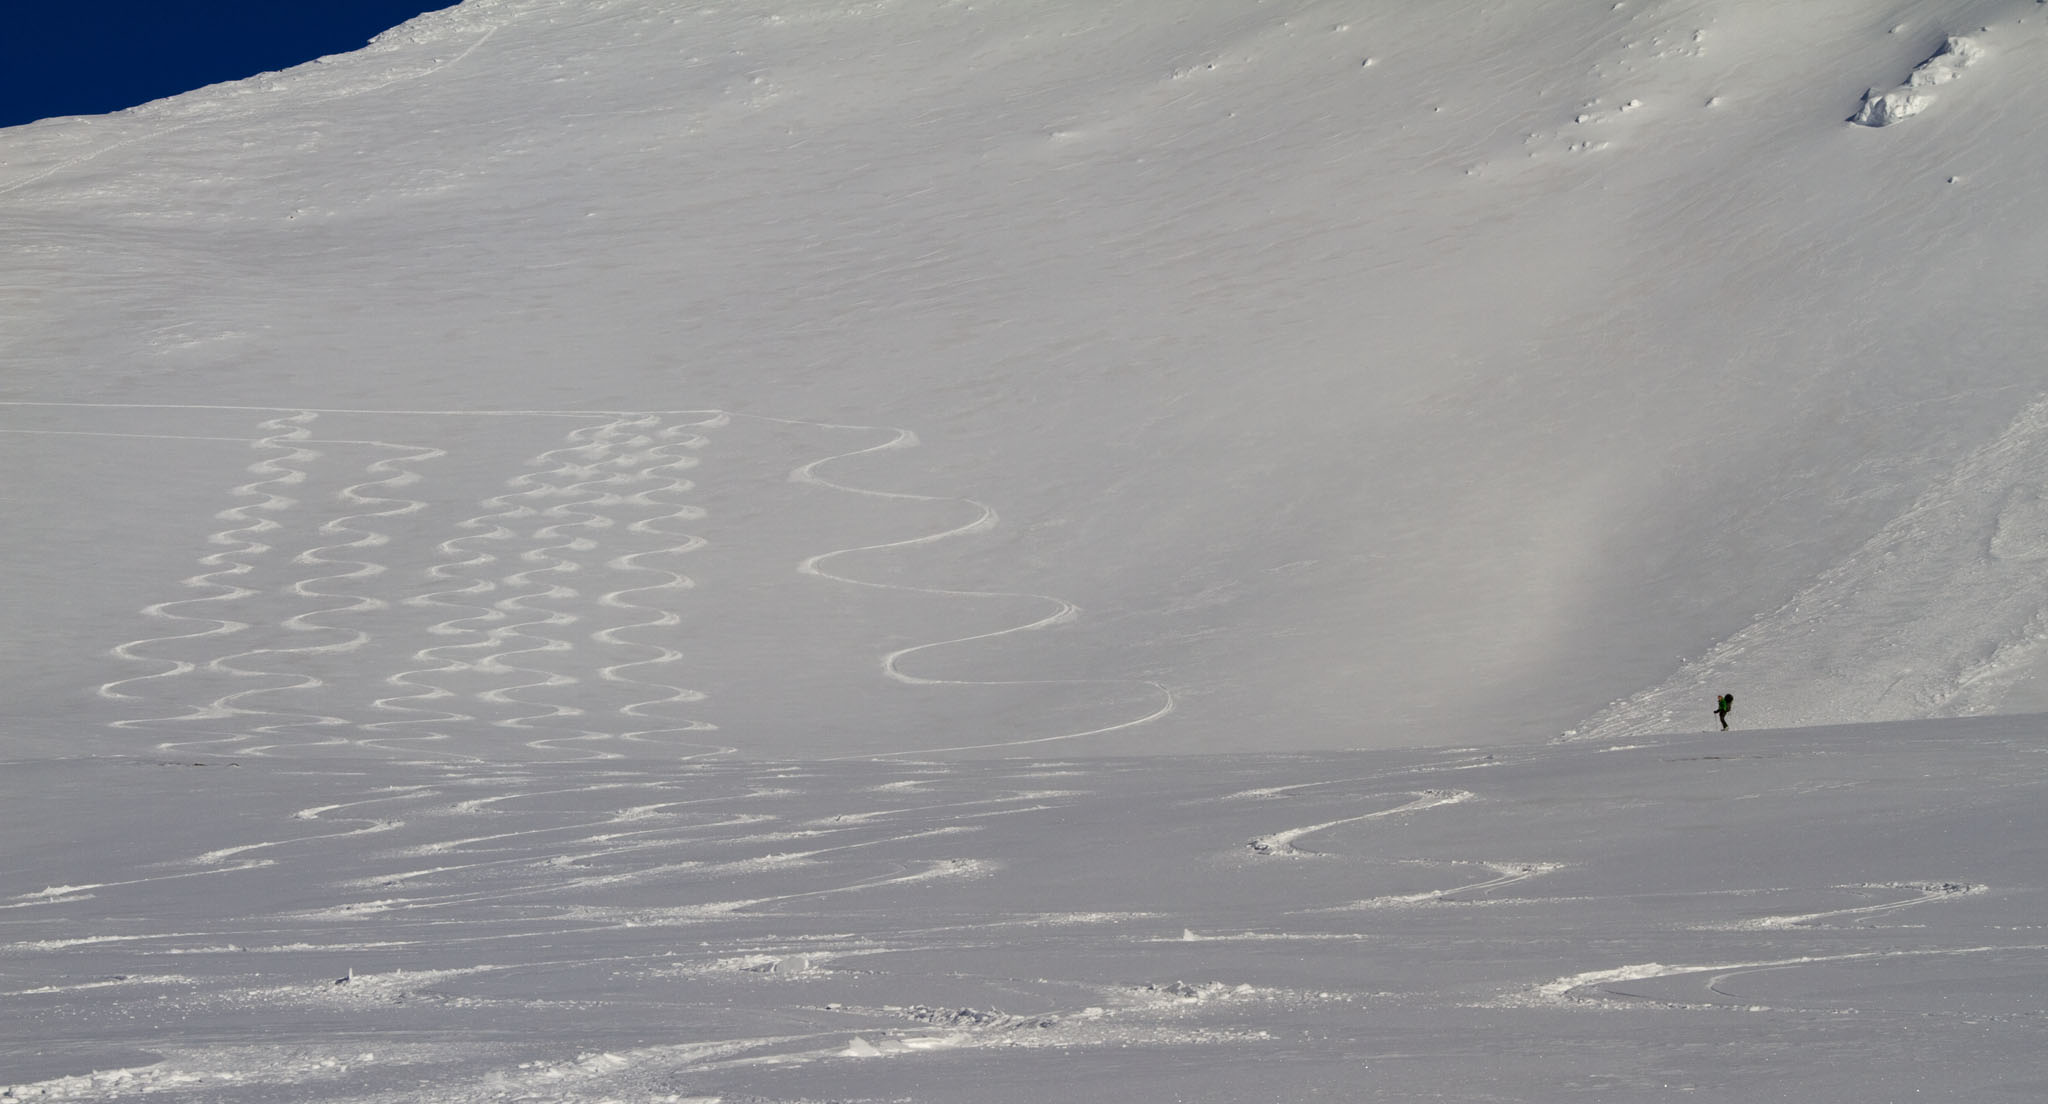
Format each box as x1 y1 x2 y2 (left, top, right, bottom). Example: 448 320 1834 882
6 0 2048 1099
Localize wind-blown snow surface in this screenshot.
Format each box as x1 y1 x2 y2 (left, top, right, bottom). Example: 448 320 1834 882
6 0 2048 754
8 723 2048 1101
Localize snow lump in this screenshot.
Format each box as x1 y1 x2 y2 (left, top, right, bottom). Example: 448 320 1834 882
1851 35 1984 126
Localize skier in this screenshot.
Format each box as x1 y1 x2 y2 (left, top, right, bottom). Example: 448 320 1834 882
1714 692 1734 730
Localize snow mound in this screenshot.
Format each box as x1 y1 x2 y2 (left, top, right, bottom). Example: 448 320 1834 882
1850 35 1984 126
1850 86 1934 128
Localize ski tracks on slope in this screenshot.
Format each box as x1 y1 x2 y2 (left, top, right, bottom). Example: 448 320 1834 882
767 414 1176 757
99 413 310 729
1505 882 1993 1010
102 411 417 755
73 403 1168 758
1225 772 1569 926
366 413 727 760
0 760 1307 1104
1244 789 1473 857
87 407 726 759
1516 939 2026 1016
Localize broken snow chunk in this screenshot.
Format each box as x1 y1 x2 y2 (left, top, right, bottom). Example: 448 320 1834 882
1851 86 1935 127
1907 36 1984 88
905 1004 1007 1027
1851 36 1984 126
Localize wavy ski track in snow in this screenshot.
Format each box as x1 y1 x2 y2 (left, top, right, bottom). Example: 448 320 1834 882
1711 880 1987 931
68 405 725 759
1521 936 2030 1014
358 421 644 760
466 424 623 752
95 416 301 710
233 424 451 756
1245 789 1474 857
754 413 1176 757
5 742 2032 1100
2 766 1057 938
591 419 723 752
61 402 1160 758
428 413 726 761
101 415 456 756
1307 859 1568 910
190 411 364 756
0 761 1198 1099
101 412 338 755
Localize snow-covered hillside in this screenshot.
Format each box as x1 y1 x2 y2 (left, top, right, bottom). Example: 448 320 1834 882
9 3 2048 1098
7 0 2048 755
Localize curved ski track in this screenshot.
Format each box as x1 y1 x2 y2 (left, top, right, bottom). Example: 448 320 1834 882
0 760 1310 1102
759 413 1176 757
80 406 725 759
4 743 2036 1102
38 402 1171 758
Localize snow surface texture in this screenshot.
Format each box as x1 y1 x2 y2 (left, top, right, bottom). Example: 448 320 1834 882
6 723 2048 1102
6 0 2048 753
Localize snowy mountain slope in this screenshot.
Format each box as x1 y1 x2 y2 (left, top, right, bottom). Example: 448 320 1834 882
1583 393 2048 737
11 4 2048 1100
5 0 2048 755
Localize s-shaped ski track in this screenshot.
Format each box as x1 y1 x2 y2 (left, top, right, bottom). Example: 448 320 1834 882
747 413 1176 758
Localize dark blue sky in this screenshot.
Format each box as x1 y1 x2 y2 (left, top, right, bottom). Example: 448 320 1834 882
1 2 449 129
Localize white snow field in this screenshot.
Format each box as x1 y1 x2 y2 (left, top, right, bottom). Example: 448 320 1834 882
7 725 2048 1101
7 0 2048 1098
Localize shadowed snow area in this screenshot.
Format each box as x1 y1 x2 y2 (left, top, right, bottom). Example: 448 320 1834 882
8 1 2048 1097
